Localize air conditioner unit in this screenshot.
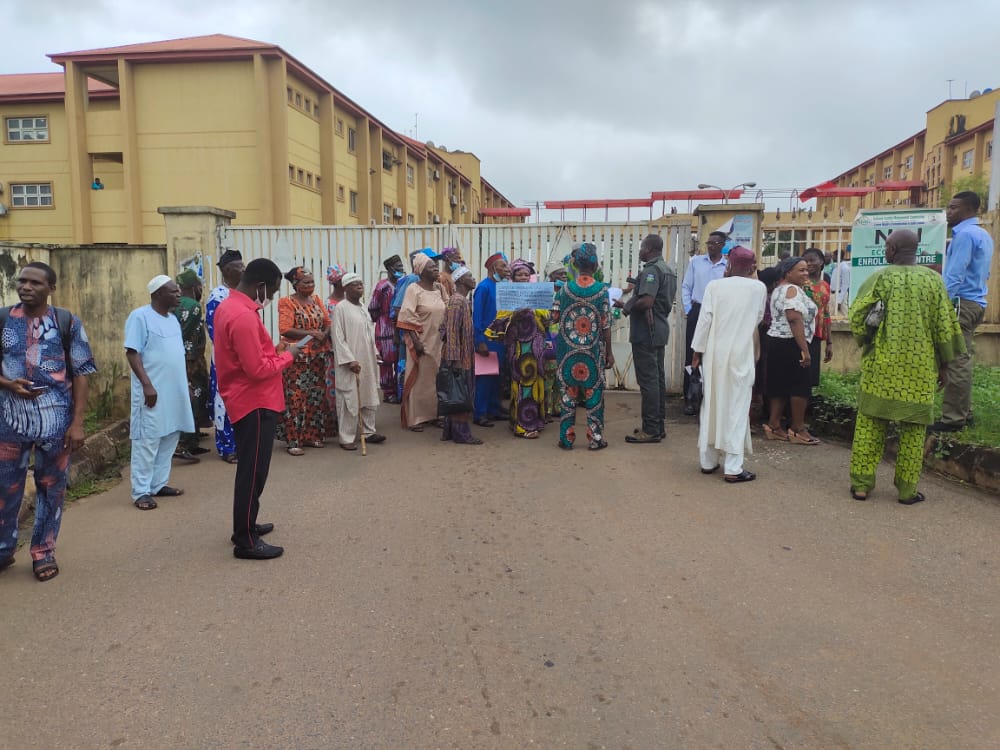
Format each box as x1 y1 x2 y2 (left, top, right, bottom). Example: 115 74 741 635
0 203 7 217
393 207 403 218
450 194 458 206
432 213 441 224
0 181 5 194
433 169 440 180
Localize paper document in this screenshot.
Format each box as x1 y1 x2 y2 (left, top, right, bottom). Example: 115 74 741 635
474 351 500 376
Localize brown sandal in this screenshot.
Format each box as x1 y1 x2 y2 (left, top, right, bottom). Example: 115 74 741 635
763 425 789 441
788 429 821 445
287 447 305 456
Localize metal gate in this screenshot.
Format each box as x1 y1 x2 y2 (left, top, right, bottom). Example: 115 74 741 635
212 220 693 392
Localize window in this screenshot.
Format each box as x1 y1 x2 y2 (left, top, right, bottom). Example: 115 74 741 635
349 191 358 216
295 92 302 107
427 169 433 186
962 149 974 169
306 173 313 188
383 203 392 223
407 213 414 225
382 150 394 171
304 99 311 114
287 87 293 103
347 128 356 153
904 155 913 171
335 118 344 136
11 182 53 207
315 176 321 190
288 165 295 181
337 184 345 202
988 141 993 160
406 164 414 187
882 165 892 180
297 169 304 183
6 116 49 142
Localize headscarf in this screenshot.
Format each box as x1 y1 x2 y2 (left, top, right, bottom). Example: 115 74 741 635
571 242 599 272
147 275 172 294
452 266 472 285
484 252 507 271
441 247 464 265
327 263 347 285
777 256 807 279
382 254 402 273
175 269 200 288
726 246 756 276
509 258 535 278
217 249 242 269
284 266 308 287
341 272 362 287
412 253 436 275
410 248 440 268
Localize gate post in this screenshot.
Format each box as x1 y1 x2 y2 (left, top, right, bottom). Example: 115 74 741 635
157 206 237 278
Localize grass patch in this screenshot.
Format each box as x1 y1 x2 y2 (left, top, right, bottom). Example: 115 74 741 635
67 470 122 501
817 365 1000 448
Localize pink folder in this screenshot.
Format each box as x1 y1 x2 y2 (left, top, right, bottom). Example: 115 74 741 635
474 351 500 376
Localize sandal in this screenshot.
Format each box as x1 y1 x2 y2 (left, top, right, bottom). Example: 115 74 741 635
133 495 157 510
340 442 357 451
32 558 59 582
522 431 540 439
898 492 926 506
700 465 720 474
221 454 238 464
154 486 184 497
287 447 305 456
763 425 789 441
588 439 609 451
305 441 325 449
787 429 820 445
850 488 868 501
366 433 387 444
473 418 495 428
724 470 756 483
173 450 201 464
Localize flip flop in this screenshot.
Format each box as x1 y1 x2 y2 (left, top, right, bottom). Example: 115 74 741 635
154 486 184 497
32 558 59 582
134 495 157 510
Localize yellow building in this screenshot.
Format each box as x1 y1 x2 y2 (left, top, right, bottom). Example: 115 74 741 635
0 34 521 245
811 88 997 217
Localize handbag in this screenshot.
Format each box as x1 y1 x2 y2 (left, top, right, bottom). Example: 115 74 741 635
436 365 473 416
686 367 704 412
864 300 885 329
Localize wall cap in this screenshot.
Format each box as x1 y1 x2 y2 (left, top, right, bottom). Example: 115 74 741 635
157 206 236 219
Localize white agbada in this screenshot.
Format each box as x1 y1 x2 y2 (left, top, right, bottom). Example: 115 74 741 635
691 276 767 466
331 299 380 443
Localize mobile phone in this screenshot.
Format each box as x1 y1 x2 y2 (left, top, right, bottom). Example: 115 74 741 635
29 383 49 392
294 335 313 349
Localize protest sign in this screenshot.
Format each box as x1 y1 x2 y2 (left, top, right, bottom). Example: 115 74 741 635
496 281 554 311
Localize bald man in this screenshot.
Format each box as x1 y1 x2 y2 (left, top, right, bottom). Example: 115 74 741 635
847 229 964 505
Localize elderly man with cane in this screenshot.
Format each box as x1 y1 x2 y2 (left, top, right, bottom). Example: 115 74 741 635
331 273 386 451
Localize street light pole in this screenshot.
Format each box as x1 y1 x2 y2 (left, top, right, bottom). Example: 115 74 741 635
697 181 758 204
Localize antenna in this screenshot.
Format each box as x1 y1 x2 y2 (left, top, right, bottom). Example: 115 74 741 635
947 79 954 99
413 113 419 141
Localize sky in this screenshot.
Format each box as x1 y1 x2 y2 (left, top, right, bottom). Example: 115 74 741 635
8 0 1000 215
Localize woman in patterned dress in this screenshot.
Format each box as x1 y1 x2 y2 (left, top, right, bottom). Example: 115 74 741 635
276 266 332 455
440 267 482 445
552 243 614 450
205 249 244 463
801 247 833 390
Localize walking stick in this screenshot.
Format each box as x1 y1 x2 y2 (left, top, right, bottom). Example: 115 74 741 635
356 371 367 456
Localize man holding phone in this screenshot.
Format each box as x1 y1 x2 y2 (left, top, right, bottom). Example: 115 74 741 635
213 259 305 560
0 262 96 582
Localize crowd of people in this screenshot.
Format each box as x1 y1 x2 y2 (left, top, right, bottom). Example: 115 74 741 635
0 192 991 576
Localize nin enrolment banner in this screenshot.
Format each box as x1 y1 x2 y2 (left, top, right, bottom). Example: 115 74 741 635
850 209 947 302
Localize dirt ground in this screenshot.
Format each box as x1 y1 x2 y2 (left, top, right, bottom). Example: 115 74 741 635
3 393 999 749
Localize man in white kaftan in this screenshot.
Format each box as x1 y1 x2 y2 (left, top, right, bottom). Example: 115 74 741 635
331 274 384 449
690 247 767 482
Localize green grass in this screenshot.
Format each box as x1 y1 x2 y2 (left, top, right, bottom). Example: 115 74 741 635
817 366 1000 448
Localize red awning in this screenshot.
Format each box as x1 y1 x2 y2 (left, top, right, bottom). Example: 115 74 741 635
875 180 926 191
544 198 654 210
799 186 876 201
798 181 837 202
478 207 531 217
650 189 743 201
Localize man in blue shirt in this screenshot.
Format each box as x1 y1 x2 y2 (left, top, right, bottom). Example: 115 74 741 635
930 191 994 432
0 262 96 581
680 231 728 415
472 252 510 426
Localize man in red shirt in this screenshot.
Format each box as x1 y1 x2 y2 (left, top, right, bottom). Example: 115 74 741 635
213 259 303 559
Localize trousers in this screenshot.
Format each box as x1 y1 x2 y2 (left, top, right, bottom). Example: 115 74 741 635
699 446 744 475
683 303 701 400
231 408 279 549
849 412 925 500
130 431 180 500
940 299 984 426
631 343 666 436
0 439 71 562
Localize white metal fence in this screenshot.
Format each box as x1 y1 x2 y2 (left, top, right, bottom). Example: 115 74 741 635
212 221 693 392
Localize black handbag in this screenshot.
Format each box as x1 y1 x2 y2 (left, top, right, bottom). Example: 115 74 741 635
437 366 473 416
686 368 704 411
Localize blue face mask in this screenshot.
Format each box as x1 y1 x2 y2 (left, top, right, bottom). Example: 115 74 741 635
449 261 461 272
492 272 504 282
553 280 564 289
393 270 404 279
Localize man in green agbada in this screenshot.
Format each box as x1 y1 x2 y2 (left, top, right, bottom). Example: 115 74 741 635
848 230 965 505
173 269 209 460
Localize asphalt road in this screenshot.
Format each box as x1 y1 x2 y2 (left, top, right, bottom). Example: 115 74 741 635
3 394 999 750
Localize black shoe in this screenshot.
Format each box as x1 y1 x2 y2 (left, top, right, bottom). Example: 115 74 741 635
230 524 275 545
233 539 283 560
927 421 964 433
682 402 697 416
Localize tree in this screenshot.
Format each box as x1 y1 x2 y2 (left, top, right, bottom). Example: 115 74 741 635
938 173 990 208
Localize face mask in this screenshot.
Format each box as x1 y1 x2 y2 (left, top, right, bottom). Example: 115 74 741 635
393 270 404 279
554 280 564 289
492 272 504 282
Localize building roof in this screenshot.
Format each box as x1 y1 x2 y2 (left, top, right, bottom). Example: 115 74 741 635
0 72 117 104
830 129 926 183
48 34 274 61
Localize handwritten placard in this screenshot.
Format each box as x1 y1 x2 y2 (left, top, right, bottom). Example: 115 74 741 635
496 282 554 311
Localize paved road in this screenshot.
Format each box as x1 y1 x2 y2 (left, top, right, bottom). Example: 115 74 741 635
4 395 999 749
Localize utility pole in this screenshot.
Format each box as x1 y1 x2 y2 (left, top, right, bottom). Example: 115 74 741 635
947 79 954 99
413 113 419 141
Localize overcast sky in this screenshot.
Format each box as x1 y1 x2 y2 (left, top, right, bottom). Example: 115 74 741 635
9 0 1000 214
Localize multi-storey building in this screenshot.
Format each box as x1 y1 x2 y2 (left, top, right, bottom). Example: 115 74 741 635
805 88 997 218
0 34 520 244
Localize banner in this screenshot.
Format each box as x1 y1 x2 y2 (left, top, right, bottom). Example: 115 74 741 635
731 214 756 251
849 209 947 302
496 281 554 311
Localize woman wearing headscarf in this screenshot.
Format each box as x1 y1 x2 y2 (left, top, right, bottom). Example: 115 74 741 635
324 263 347 434
801 247 834 390
205 249 244 463
553 243 613 449
397 253 447 430
276 266 332 455
544 265 568 420
487 258 549 438
764 257 820 445
440 266 482 445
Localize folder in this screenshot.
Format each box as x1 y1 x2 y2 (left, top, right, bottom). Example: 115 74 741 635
474 351 500 376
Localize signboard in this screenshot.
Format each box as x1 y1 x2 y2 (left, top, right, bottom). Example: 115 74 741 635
731 214 755 251
849 209 947 302
496 281 554 311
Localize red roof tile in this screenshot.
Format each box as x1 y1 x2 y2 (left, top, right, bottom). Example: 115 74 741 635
0 72 117 103
49 34 275 62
